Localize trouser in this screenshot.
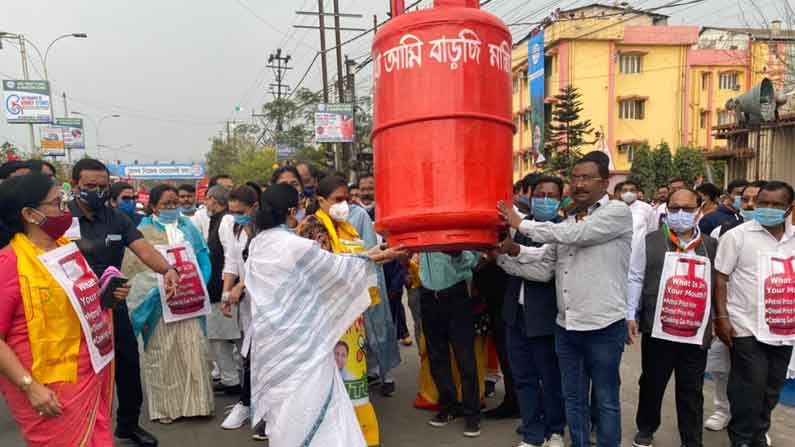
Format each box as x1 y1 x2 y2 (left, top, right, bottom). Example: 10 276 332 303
487 291 516 408
555 320 625 447
240 348 251 407
636 335 708 447
389 291 410 341
407 288 422 344
420 282 480 421
210 340 240 387
727 337 792 447
707 339 732 416
507 314 565 445
113 302 144 430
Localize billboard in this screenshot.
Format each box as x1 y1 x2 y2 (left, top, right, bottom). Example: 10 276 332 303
55 117 85 149
276 143 297 160
107 163 206 180
39 126 66 156
3 80 52 124
528 32 546 165
315 103 355 143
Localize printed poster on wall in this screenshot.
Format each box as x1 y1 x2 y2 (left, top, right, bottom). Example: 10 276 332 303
39 126 65 156
156 242 211 324
3 80 52 124
38 243 114 373
651 252 712 345
528 32 546 165
757 253 795 343
315 103 355 143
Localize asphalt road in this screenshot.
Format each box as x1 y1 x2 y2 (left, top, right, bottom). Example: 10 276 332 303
1 337 793 446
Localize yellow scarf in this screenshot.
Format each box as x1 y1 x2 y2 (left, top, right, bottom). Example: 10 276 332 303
10 234 82 384
315 210 380 305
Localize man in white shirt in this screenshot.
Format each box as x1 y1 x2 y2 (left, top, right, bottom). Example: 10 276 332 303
616 179 656 245
714 181 795 447
191 174 234 240
498 153 633 447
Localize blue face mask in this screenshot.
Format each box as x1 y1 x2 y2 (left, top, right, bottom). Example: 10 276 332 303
118 199 136 216
740 208 754 221
303 187 316 199
752 207 789 227
532 197 561 222
732 196 743 211
667 210 698 234
156 208 180 225
180 205 197 215
233 214 253 226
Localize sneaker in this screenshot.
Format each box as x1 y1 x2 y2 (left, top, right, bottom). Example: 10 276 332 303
483 403 520 419
367 374 381 387
632 432 653 447
380 381 396 397
766 432 772 446
463 419 481 438
251 420 268 441
157 417 175 425
428 410 456 427
484 380 497 398
704 411 730 431
589 429 597 445
516 443 543 447
546 433 565 447
221 402 250 430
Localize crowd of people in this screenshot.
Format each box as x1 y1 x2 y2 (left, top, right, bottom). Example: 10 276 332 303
0 153 793 447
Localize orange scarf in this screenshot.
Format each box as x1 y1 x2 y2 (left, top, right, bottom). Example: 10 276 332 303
10 234 82 384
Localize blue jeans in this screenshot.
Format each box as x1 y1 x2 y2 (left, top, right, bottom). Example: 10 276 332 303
555 320 625 447
507 314 566 445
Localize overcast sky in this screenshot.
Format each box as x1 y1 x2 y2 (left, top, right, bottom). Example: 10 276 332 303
0 0 783 164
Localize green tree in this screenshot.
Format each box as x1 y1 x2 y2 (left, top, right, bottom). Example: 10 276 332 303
0 142 22 164
230 146 278 184
628 143 657 197
673 146 706 186
651 142 675 189
205 137 240 177
544 85 595 177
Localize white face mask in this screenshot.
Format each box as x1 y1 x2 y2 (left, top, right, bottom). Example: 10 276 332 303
621 191 638 205
329 201 350 222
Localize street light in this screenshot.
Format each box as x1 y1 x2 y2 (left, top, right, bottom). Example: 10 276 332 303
72 111 121 161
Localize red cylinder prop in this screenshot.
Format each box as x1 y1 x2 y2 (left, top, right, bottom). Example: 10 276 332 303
372 0 514 251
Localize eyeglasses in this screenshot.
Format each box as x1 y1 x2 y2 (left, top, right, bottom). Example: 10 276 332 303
667 206 699 213
570 175 600 184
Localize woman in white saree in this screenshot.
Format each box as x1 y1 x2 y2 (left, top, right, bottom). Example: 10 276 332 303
245 184 404 447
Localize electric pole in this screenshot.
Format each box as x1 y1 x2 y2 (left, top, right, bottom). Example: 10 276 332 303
295 3 365 172
267 49 292 132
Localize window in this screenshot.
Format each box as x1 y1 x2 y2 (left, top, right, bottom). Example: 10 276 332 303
719 72 739 90
619 100 645 120
512 76 520 93
619 54 642 74
618 144 636 162
717 110 733 126
700 111 709 129
701 72 711 90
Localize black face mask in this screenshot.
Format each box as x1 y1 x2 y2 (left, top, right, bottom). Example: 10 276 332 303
79 189 108 211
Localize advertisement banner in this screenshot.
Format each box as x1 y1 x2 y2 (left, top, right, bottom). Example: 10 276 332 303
276 143 297 160
55 117 86 149
38 243 114 374
757 253 795 343
39 126 66 156
107 163 206 180
315 103 355 143
528 32 546 165
651 252 712 346
156 242 211 324
3 80 52 124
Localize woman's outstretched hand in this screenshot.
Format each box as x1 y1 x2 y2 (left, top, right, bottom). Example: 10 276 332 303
366 244 409 264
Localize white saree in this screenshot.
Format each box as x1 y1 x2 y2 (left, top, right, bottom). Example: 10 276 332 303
245 227 374 447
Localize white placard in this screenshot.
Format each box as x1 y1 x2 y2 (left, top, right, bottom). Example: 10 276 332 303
38 243 113 373
757 252 795 343
156 242 210 324
651 252 712 345
64 217 81 241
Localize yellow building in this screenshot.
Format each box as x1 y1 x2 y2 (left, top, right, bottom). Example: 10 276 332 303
511 43 530 182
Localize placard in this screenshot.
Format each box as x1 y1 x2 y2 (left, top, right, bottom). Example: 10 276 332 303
3 80 52 124
156 242 210 323
38 243 114 373
39 126 65 156
315 103 355 143
757 253 795 343
54 117 85 149
651 252 712 345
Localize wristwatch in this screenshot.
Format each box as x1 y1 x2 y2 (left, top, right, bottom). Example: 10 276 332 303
221 291 230 303
19 375 33 392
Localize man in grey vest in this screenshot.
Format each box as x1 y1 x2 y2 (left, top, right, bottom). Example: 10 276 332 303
627 188 718 447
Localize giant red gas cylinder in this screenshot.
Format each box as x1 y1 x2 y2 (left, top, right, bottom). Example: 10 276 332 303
661 258 708 338
764 257 795 336
372 0 514 251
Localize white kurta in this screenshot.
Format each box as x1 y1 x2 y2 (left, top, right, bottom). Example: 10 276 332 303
245 227 374 447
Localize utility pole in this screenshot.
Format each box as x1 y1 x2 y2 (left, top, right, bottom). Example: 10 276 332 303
17 35 37 156
345 55 357 180
267 49 293 132
295 3 365 171
62 92 69 117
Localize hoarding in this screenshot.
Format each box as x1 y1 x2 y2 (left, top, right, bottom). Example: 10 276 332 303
3 80 52 124
315 103 355 143
55 117 85 149
528 32 546 165
39 126 65 156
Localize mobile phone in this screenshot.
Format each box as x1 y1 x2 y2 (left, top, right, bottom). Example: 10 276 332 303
101 276 128 309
